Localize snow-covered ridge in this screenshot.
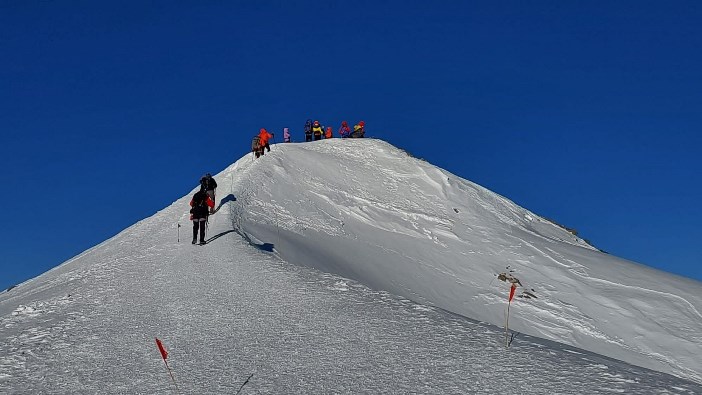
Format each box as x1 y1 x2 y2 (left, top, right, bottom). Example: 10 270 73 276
230 138 702 383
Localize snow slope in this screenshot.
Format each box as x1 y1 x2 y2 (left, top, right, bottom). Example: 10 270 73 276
1 138 701 394
234 139 702 383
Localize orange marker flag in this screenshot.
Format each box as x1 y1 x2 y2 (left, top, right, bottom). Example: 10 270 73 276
155 337 168 360
509 283 517 303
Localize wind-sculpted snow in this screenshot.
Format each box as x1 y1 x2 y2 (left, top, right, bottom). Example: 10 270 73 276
1 139 701 394
234 138 702 384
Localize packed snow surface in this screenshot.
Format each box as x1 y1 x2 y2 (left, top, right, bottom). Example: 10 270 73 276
1 138 701 394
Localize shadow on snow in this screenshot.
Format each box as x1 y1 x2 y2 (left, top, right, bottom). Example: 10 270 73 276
212 193 237 214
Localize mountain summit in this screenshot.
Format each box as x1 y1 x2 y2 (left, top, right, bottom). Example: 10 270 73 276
1 138 701 393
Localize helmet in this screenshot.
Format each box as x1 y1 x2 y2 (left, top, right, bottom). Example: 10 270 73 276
260 128 267 133
342 121 348 126
359 121 365 127
206 173 211 178
313 120 320 125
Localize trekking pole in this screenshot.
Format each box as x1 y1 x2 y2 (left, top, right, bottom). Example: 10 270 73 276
177 223 180 242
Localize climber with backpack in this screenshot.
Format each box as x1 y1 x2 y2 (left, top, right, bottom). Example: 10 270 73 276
304 119 313 142
283 127 291 143
351 120 365 138
251 135 262 158
189 187 215 245
258 128 273 155
312 120 324 141
200 173 218 214
338 121 351 138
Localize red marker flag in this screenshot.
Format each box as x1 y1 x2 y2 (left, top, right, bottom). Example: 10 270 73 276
508 283 517 302
155 338 168 360
155 337 178 391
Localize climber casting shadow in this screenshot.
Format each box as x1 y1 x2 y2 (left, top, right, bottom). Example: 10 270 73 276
212 194 237 214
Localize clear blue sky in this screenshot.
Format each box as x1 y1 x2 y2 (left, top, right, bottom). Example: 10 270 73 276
1 1 700 291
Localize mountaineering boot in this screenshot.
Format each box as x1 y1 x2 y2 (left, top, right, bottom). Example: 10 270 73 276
199 239 206 245
192 238 197 244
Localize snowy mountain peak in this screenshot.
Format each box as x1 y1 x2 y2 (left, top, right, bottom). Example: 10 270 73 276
1 138 701 392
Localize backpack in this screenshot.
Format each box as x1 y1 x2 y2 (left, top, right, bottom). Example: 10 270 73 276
200 176 216 191
251 136 261 151
194 191 207 206
190 190 210 217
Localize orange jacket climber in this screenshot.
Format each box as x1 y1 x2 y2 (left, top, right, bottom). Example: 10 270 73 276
258 128 273 146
